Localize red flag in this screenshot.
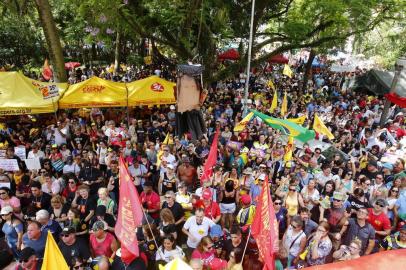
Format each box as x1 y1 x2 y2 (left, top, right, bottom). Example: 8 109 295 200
200 129 219 183
115 157 143 256
251 177 278 270
42 59 53 81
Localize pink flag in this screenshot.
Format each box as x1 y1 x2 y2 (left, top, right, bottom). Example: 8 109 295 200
200 129 219 184
251 177 278 270
115 157 143 256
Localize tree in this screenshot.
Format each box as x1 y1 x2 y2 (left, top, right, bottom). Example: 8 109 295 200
34 0 67 82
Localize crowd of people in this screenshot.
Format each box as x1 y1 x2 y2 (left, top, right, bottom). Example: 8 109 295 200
1 62 406 270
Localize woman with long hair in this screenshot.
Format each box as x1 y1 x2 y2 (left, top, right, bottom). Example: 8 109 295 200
0 186 21 216
227 248 244 270
192 236 227 269
159 208 177 239
284 182 304 224
219 179 238 231
305 221 332 267
387 186 400 222
64 208 88 237
1 206 23 258
155 234 185 264
49 195 69 227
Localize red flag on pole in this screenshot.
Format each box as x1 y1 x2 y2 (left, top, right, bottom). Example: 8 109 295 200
42 59 53 81
200 129 219 184
251 177 278 270
115 157 143 256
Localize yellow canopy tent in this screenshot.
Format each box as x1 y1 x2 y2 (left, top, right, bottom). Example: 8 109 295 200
0 72 67 115
127 76 176 106
59 76 127 108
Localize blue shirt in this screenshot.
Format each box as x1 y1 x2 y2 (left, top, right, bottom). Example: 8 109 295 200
42 219 62 240
22 230 47 258
2 221 23 247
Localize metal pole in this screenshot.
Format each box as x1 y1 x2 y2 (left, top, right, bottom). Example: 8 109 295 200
243 0 256 117
379 66 403 127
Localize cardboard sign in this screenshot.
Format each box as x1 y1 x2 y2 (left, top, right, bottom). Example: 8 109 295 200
0 150 6 159
24 158 42 170
0 159 19 171
14 146 26 160
40 84 59 100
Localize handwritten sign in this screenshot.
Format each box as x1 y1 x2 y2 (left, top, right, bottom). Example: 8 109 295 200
14 146 26 160
0 150 6 159
0 159 19 171
24 158 41 170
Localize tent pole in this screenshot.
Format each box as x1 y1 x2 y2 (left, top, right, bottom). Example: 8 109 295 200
126 84 130 127
51 97 58 123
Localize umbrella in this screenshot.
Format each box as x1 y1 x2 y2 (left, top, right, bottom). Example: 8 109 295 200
64 62 81 70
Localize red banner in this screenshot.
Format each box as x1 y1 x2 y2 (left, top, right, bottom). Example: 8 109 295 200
306 249 406 270
385 93 406 108
115 157 143 256
251 178 278 270
200 129 219 183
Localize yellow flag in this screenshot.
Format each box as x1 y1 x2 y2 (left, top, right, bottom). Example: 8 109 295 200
157 133 171 166
313 114 334 140
41 231 69 270
283 64 293 78
281 91 288 116
159 257 193 270
270 89 278 113
283 136 294 162
287 115 306 125
267 79 275 90
234 112 254 132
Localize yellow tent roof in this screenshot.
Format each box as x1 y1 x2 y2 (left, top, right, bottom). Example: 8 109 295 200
127 76 176 106
59 76 127 108
0 72 67 115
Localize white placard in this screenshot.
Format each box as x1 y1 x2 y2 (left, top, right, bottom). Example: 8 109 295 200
24 158 42 170
0 159 19 171
0 150 6 159
40 84 59 100
14 146 26 160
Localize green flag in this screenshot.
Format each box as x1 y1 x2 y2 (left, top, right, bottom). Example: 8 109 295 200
251 110 315 143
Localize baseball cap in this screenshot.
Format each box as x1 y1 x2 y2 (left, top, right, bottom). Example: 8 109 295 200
0 205 13 215
167 164 174 170
382 163 393 170
241 194 251 205
375 198 388 207
19 247 36 262
170 105 175 110
209 224 223 238
202 189 212 200
368 160 378 167
92 220 107 231
61 226 76 235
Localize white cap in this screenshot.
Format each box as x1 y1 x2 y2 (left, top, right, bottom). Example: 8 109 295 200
170 105 175 110
0 206 13 215
167 164 174 170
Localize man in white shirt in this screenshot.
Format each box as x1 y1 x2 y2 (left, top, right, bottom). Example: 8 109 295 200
182 208 215 251
53 121 69 146
128 159 148 187
27 144 45 160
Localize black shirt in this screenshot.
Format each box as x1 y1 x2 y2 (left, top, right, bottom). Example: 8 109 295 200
29 192 52 216
161 201 185 223
224 239 245 260
77 195 96 220
58 237 91 267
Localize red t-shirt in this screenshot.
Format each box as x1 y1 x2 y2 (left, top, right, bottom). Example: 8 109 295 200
90 232 116 257
140 191 160 219
367 208 391 232
203 202 221 220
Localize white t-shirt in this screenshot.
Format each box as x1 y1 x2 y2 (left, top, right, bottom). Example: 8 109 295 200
54 126 68 146
27 150 45 160
97 146 108 165
155 246 184 263
183 216 215 248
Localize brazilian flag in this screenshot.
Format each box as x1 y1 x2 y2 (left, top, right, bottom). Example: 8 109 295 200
251 110 315 143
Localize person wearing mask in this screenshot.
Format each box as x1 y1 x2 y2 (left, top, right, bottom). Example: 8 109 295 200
282 215 307 268
58 227 91 267
343 207 376 255
21 221 47 258
35 209 62 240
182 208 215 257
1 205 23 258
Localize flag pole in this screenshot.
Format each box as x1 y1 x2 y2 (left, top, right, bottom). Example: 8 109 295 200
241 228 252 260
243 0 256 117
141 206 165 259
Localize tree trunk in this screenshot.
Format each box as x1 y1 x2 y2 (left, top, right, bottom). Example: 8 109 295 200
302 49 316 93
34 0 67 83
114 32 121 73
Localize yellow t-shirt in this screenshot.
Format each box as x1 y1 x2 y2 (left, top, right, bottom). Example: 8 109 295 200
285 193 299 216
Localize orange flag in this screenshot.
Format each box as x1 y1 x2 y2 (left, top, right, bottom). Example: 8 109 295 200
42 59 53 81
251 176 278 270
115 157 143 256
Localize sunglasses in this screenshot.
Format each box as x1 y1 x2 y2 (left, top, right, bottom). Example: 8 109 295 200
375 203 385 207
40 171 46 174
392 189 399 192
289 188 296 192
61 234 70 237
333 199 342 202
164 196 172 199
291 224 298 229
274 202 282 205
20 258 30 263
206 245 214 249
68 181 75 184
0 192 6 195
73 265 82 269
